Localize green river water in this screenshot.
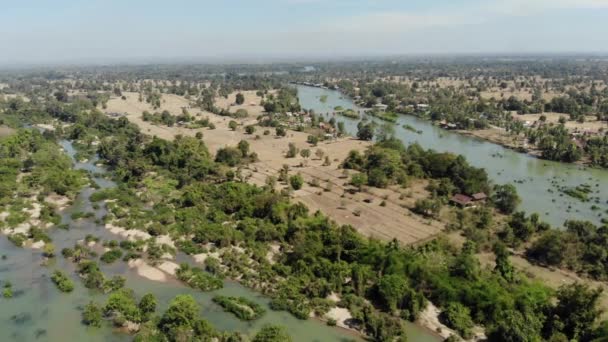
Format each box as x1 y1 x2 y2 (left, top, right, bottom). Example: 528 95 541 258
0 137 440 341
296 85 608 228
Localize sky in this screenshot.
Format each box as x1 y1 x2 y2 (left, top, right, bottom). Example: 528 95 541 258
1 0 608 65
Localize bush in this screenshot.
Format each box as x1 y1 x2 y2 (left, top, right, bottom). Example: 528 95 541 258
289 174 304 190
101 249 123 264
213 296 266 320
176 263 223 291
51 270 75 293
83 301 102 327
440 302 474 339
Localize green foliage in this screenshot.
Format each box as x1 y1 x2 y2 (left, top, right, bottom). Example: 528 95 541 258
213 296 266 320
252 324 292 342
51 270 75 293
176 263 223 291
82 301 103 327
440 302 475 339
492 184 520 214
100 249 123 264
289 174 304 190
235 93 245 105
104 288 142 323
343 139 490 195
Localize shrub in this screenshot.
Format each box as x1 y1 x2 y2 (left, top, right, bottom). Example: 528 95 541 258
51 270 75 293
213 296 266 320
289 174 304 190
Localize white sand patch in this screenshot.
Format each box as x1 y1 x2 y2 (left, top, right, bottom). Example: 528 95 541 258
161 253 174 260
105 223 151 241
417 302 486 341
35 124 55 131
326 292 341 302
30 240 45 249
325 307 353 330
157 261 179 276
128 259 167 282
23 202 41 219
12 223 31 235
265 243 281 264
193 253 208 264
156 234 175 248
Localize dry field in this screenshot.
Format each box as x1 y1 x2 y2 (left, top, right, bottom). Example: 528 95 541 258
104 94 444 245
514 113 607 132
214 90 272 117
0 126 15 137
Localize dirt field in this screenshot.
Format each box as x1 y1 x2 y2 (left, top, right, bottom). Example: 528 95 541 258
457 127 531 152
0 126 15 137
214 90 271 117
104 94 444 245
514 113 607 132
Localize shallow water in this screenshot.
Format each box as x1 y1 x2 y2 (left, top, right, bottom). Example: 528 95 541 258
297 85 608 228
0 138 440 342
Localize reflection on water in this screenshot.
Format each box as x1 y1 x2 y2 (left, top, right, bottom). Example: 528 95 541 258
297 85 608 228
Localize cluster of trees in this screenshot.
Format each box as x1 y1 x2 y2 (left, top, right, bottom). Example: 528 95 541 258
0 129 86 199
343 138 491 196
142 110 192 127
261 88 301 114
527 220 608 280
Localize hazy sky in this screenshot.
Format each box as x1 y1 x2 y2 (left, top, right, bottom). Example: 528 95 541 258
1 0 608 64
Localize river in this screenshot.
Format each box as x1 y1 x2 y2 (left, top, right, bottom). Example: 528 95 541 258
0 138 440 341
296 85 608 228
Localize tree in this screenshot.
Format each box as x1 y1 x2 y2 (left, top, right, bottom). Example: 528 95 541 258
139 293 157 321
492 184 520 214
228 120 238 131
238 140 250 157
493 242 514 282
440 302 474 339
351 173 368 192
289 174 304 190
357 122 374 141
245 125 256 134
286 143 297 158
159 295 200 336
252 324 292 342
195 132 203 140
378 274 407 312
300 149 311 159
547 283 603 340
215 147 242 167
276 126 286 137
235 93 245 105
486 309 543 342
83 301 103 327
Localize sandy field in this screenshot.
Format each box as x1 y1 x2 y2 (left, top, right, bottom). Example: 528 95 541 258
457 127 531 152
514 113 607 132
104 94 444 245
214 90 272 117
0 125 15 137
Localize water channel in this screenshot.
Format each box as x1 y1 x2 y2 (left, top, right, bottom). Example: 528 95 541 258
297 85 608 228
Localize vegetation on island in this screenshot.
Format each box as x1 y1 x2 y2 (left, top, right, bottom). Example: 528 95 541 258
212 295 266 320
